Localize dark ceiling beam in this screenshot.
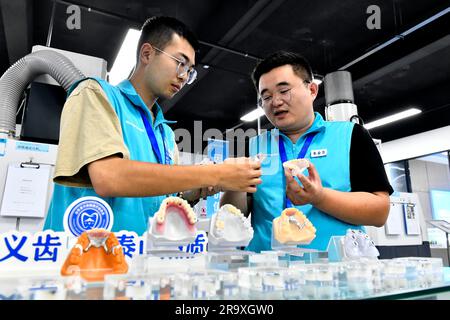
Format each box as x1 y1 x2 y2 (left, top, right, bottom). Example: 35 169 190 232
200 0 284 64
338 6 450 71
314 34 450 108
313 6 450 108
198 40 260 61
352 34 450 89
161 0 287 113
0 0 32 64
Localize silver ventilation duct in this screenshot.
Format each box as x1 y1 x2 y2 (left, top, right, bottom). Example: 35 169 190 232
0 50 85 135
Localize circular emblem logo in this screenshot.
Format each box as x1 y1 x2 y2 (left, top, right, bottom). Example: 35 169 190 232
63 196 114 237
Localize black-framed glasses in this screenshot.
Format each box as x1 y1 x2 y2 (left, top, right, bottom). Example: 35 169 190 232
153 46 197 85
258 80 311 107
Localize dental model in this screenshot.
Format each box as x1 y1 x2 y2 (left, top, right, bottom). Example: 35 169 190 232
343 229 379 259
209 204 254 246
273 208 316 245
283 158 310 176
61 229 128 282
343 233 361 258
252 153 267 162
150 196 197 242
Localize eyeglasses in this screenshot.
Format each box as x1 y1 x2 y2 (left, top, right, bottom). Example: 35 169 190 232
153 46 197 85
258 80 311 107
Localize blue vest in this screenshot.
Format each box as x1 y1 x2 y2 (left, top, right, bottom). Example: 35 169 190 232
246 112 363 252
44 78 177 235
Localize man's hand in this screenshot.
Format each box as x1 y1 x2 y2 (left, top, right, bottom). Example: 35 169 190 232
285 161 325 206
182 157 262 201
216 157 262 193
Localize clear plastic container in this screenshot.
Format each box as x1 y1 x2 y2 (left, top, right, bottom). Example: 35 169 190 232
173 270 236 300
344 260 374 298
393 257 444 287
237 266 288 300
103 273 173 300
282 269 303 299
15 275 87 300
381 260 407 291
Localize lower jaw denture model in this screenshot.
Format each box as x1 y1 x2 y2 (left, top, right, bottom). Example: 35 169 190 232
343 229 380 259
209 204 254 247
149 196 198 244
273 208 316 245
61 228 128 282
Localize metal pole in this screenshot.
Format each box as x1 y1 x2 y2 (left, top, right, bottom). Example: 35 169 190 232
46 0 57 47
447 233 450 267
198 40 261 61
257 115 261 135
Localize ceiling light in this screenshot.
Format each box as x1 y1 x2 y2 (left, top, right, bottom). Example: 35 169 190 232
240 108 265 122
109 28 141 85
364 108 422 130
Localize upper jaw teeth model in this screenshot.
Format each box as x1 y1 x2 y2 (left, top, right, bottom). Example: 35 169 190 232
149 196 198 242
273 208 316 245
60 228 128 282
343 229 380 259
209 204 254 247
282 158 310 176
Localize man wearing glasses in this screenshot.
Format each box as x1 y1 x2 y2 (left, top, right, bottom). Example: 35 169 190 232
44 16 262 235
222 51 393 252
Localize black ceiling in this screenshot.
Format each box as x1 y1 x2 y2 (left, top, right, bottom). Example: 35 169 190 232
1 0 450 155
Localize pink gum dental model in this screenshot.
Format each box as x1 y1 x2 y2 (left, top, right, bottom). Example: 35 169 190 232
154 196 197 234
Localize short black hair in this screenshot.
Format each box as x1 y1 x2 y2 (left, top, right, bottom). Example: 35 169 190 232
136 16 199 61
251 51 313 91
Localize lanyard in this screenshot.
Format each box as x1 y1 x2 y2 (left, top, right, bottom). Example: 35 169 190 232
137 107 170 165
279 132 317 208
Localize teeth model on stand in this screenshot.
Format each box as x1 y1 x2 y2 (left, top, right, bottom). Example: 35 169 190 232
273 208 316 245
343 229 379 259
149 196 198 243
209 204 254 247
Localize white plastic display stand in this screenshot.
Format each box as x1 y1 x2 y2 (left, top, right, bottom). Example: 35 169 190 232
146 216 197 257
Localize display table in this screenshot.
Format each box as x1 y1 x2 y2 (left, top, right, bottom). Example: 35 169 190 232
0 254 448 300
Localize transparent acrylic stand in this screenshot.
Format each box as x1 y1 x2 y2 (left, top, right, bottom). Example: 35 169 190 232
271 223 326 265
326 236 345 262
207 233 254 271
207 249 253 271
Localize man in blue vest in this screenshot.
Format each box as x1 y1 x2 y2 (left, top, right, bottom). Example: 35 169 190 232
221 51 393 252
44 16 262 235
